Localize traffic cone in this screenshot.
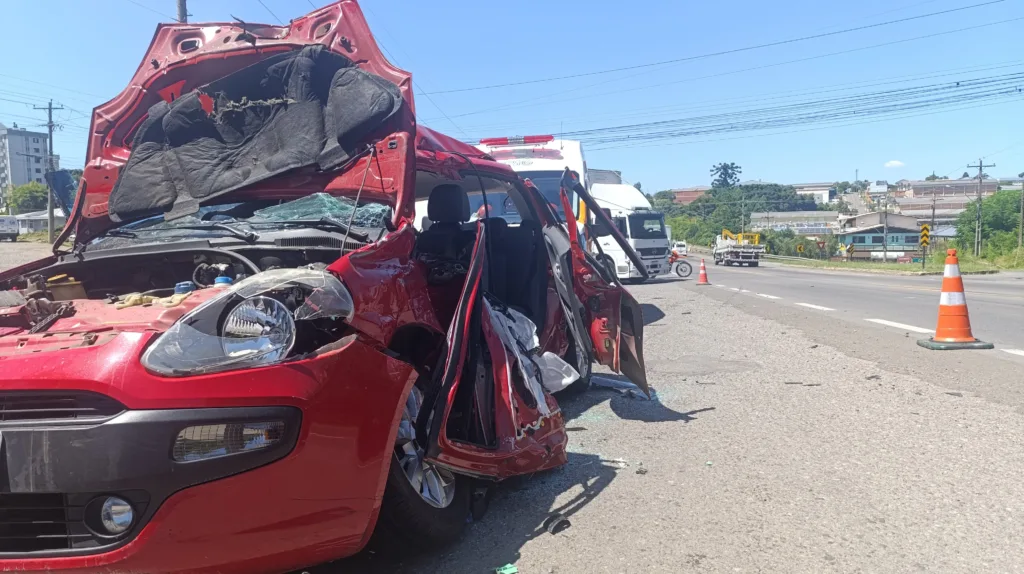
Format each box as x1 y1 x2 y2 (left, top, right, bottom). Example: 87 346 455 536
696 259 711 285
917 249 993 350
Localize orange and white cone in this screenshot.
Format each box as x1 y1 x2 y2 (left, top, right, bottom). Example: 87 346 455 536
917 249 992 350
696 259 711 285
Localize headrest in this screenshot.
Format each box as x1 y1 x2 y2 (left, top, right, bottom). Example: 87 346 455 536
427 184 469 224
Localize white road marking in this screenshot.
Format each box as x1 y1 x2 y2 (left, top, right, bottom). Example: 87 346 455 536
741 289 751 293
1001 349 1024 357
756 293 781 299
729 287 741 292
714 284 726 288
865 319 934 334
795 303 835 311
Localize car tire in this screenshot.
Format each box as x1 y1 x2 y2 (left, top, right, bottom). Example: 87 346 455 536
556 333 592 396
373 388 472 554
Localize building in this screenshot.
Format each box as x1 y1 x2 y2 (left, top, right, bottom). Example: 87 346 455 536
0 122 56 212
672 186 710 205
895 196 975 227
749 211 839 236
836 212 921 259
790 182 834 204
15 209 66 234
896 178 998 198
867 180 888 199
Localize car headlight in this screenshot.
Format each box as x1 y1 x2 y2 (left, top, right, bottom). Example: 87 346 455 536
141 268 353 376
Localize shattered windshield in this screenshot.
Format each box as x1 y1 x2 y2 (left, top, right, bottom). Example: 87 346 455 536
89 193 392 250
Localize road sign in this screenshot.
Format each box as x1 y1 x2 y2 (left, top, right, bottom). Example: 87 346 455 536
920 223 931 247
816 241 826 249
847 244 856 254
796 244 804 253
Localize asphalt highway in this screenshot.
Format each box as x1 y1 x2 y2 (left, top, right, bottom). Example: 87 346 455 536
326 271 1024 573
696 261 1024 364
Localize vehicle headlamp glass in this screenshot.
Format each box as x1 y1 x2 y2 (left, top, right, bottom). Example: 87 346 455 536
141 268 353 376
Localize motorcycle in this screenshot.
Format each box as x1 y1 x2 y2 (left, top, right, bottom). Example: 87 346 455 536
669 250 693 278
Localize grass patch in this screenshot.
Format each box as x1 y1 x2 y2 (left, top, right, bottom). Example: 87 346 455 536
15 232 50 243
772 253 1003 274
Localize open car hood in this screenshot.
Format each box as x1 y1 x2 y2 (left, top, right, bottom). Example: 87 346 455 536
66 0 415 247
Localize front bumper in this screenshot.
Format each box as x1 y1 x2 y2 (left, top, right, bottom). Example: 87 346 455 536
624 258 668 278
1 405 301 557
0 335 418 574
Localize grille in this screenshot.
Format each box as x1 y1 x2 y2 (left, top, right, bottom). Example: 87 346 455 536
638 247 668 257
0 493 83 553
277 236 343 248
0 493 147 555
0 391 124 423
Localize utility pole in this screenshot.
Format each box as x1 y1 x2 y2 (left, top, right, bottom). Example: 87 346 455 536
34 100 63 244
882 190 889 262
967 158 995 256
1018 171 1023 249
176 0 188 23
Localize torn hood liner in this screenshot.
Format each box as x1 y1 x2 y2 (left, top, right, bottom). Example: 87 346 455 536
109 44 403 224
68 1 415 247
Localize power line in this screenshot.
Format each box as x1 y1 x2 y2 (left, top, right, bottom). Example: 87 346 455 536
121 0 180 22
432 15 1023 123
423 0 1005 94
358 2 468 137
256 0 284 24
466 73 1024 148
447 60 1024 133
585 97 1022 152
0 74 106 100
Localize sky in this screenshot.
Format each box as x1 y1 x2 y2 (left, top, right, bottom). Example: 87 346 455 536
1 0 1021 191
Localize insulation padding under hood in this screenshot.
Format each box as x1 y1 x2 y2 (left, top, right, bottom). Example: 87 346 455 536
108 44 404 223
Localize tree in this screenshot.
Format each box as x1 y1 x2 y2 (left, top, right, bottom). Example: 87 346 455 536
651 190 679 215
9 182 48 214
633 182 642 191
961 172 972 179
710 162 741 188
954 189 1023 255
819 198 855 215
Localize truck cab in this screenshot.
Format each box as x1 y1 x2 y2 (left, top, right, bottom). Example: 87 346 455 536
589 183 670 281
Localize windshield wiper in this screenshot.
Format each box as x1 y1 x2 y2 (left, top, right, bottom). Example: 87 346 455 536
104 229 138 238
172 223 260 243
266 217 370 242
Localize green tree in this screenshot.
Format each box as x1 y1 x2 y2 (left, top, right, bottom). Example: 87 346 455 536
819 198 854 215
955 189 1023 255
651 190 679 215
710 162 741 188
633 182 642 191
924 172 948 181
9 182 48 214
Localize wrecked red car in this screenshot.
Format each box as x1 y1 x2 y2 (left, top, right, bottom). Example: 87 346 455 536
0 2 648 573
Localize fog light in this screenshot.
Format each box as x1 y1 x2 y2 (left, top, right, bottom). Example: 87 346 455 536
100 497 133 535
172 422 285 462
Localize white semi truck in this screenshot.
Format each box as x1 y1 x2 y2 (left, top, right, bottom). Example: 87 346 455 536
588 183 670 281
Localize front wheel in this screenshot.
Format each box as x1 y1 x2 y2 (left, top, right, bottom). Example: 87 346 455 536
375 386 471 552
673 261 693 278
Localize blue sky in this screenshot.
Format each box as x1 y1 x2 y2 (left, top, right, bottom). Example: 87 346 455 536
1 0 1020 191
